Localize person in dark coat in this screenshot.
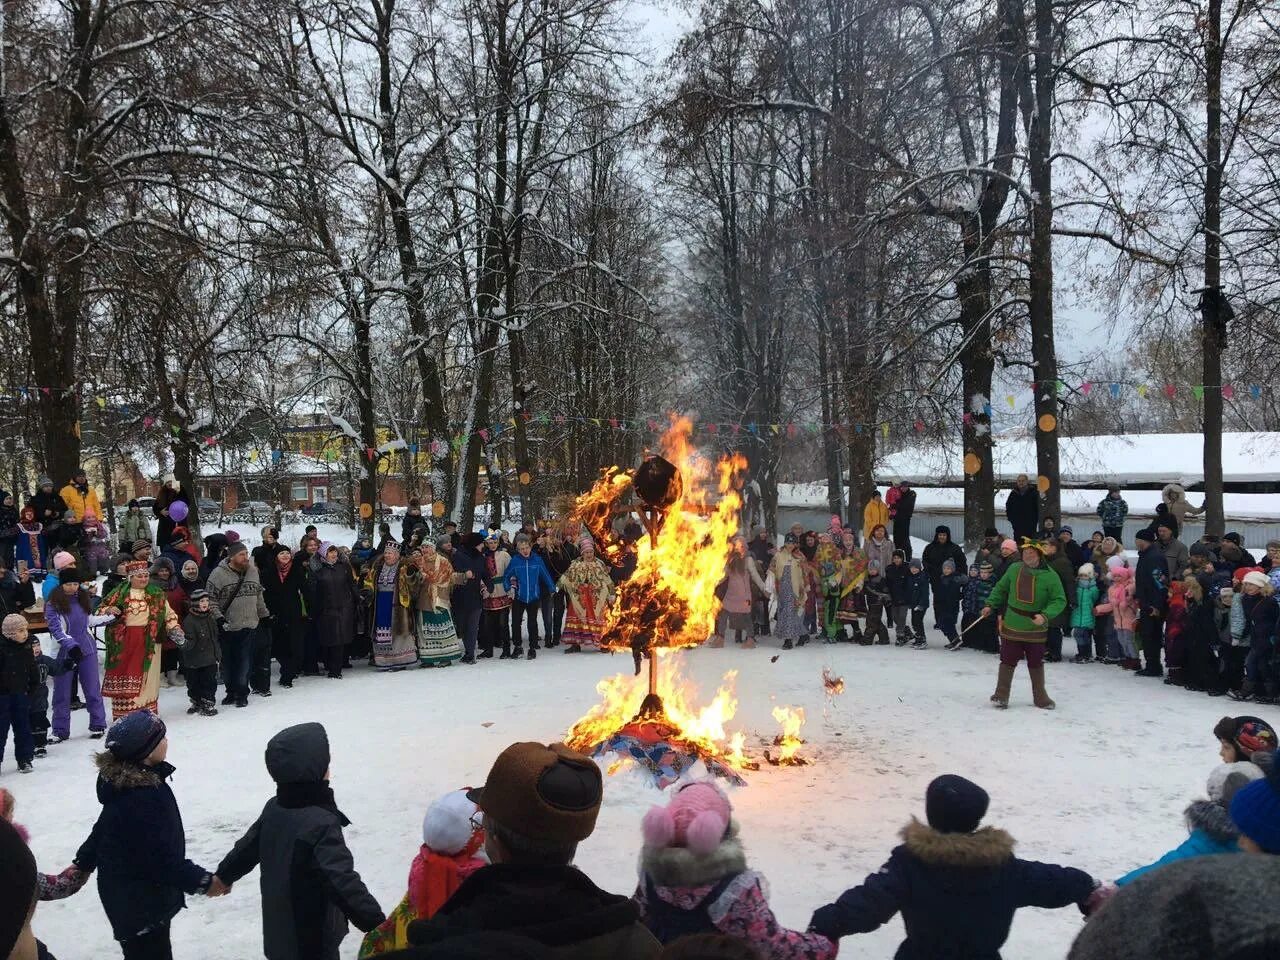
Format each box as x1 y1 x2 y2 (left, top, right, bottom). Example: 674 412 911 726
153 476 192 550
1222 531 1257 567
261 544 307 687
202 532 229 578
904 559 931 649
0 489 18 570
885 550 912 644
74 711 220 957
1133 528 1169 677
1003 476 1039 544
891 481 916 559
921 526 966 597
251 527 280 575
1228 570 1280 704
1043 539 1076 663
450 534 488 665
543 532 577 648
934 560 965 649
809 774 1100 960
313 544 358 679
1 613 40 774
0 560 36 618
1055 527 1084 570
28 477 68 541
215 722 384 960
402 501 427 545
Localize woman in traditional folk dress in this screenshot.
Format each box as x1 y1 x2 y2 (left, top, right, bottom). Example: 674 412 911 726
558 539 615 653
835 534 869 641
365 542 421 671
816 539 842 641
100 560 183 719
771 535 811 649
415 539 463 667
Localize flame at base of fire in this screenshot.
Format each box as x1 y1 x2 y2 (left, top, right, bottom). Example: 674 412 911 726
764 706 808 766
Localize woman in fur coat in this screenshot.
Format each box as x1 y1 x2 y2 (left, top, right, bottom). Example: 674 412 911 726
634 782 835 960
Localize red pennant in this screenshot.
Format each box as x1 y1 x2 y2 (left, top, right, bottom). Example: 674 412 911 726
786 423 797 438
608 417 619 429
731 424 741 435
554 415 565 425
914 420 925 433
1081 381 1093 395
143 416 155 429
204 436 217 446
1222 384 1234 400
521 411 532 422
478 429 489 442
647 419 657 431
962 413 973 426
41 387 50 396
706 423 718 435
1164 384 1176 399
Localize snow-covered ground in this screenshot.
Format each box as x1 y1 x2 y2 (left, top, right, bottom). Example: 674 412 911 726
18 617 1277 959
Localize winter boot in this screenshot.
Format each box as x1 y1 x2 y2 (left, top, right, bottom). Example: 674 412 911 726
706 636 725 649
894 634 910 647
1071 654 1092 664
564 644 582 653
1135 661 1163 678
1228 681 1256 702
1163 668 1185 687
797 636 808 647
782 638 794 650
200 701 219 717
1029 666 1056 709
990 663 1015 709
911 638 928 650
945 637 963 651
527 647 537 661
187 702 200 715
1257 683 1280 705
742 637 757 649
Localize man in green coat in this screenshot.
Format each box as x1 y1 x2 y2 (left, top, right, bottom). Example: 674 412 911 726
982 540 1068 710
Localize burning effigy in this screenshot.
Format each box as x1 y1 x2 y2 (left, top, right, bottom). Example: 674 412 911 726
564 418 805 787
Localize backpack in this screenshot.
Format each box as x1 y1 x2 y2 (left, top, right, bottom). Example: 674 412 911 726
643 872 738 944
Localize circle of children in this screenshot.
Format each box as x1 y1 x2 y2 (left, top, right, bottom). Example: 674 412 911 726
751 477 1280 713
4 715 1280 960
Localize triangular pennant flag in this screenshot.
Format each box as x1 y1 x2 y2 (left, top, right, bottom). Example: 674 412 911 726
769 424 780 435
41 387 50 396
95 395 106 408
747 423 757 435
1251 385 1262 399
1081 381 1092 396
248 449 259 462
731 424 741 435
984 403 992 417
1192 385 1204 400
272 449 282 464
706 423 718 434
609 417 619 429
521 411 532 422
554 415 566 425
1137 384 1148 398
1164 383 1176 399
913 420 925 433
1109 383 1122 399
854 424 863 434
1221 384 1234 400
507 418 516 428
591 418 601 427
1006 395 1016 409
143 415 155 428
479 429 489 442
786 423 797 438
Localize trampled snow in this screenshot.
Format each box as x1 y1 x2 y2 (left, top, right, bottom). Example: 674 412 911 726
20 619 1277 958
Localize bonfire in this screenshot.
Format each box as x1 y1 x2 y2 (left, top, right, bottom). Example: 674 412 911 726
564 417 804 787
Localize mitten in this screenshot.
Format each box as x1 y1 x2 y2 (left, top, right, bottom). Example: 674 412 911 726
808 904 844 940
1081 881 1117 917
64 645 84 665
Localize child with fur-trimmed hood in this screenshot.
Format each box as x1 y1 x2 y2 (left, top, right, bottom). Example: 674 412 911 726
809 774 1103 960
634 782 835 960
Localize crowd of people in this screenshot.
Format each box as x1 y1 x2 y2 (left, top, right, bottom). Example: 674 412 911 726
3 712 1280 960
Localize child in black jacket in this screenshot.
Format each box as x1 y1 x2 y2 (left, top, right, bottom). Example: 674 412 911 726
179 590 220 717
886 551 912 644
863 562 891 645
216 722 384 960
30 635 81 757
904 559 931 649
936 559 965 650
809 775 1105 960
0 613 39 775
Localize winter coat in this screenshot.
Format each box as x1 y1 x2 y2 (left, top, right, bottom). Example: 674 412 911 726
864 536 895 579
1046 554 1076 628
450 546 487 616
863 499 890 540
482 548 512 610
0 574 35 617
0 491 17 539
74 756 209 941
886 563 911 606
922 528 966 591
1069 581 1100 630
810 818 1094 960
202 533 229 577
934 573 963 617
154 487 191 547
1161 483 1203 528
119 511 151 547
1160 538 1190 580
1116 800 1242 887
407 863 661 960
964 575 995 616
985 562 1068 644
216 724 385 960
0 634 39 695
59 482 102 524
1134 543 1169 615
314 561 358 649
1058 538 1085 570
892 488 916 524
635 823 836 960
401 511 427 545
1004 487 1039 538
1239 593 1279 651
1096 495 1128 528
178 610 220 670
504 552 557 604
1068 855 1280 960
1095 569 1138 632
29 489 68 528
205 559 270 632
262 557 307 622
905 570 930 610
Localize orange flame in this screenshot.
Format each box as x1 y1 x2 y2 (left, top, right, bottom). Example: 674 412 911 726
769 706 807 765
566 655 753 771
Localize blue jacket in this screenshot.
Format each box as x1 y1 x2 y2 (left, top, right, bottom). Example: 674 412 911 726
934 573 964 615
1117 801 1241 886
810 819 1094 960
75 756 209 940
963 576 995 616
503 552 556 604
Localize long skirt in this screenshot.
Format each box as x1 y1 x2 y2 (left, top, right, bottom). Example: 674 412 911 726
836 589 866 623
562 611 605 651
775 576 806 641
104 628 163 719
418 607 462 666
373 589 419 670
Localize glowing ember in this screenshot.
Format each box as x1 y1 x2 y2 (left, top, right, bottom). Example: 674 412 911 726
566 656 753 772
766 706 808 766
823 668 846 696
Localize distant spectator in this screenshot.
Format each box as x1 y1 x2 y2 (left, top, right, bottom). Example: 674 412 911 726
1222 532 1257 566
153 475 191 549
1096 485 1128 541
1156 519 1189 580
1004 475 1038 544
1161 483 1204 531
1056 527 1084 569
891 481 916 559
862 490 889 542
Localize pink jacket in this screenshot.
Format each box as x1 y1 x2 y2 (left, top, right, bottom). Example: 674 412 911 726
1096 569 1137 631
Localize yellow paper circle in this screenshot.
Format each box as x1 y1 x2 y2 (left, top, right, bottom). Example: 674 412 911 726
359 502 373 519
431 501 445 517
519 471 531 485
963 452 982 476
1036 475 1051 494
1037 413 1057 432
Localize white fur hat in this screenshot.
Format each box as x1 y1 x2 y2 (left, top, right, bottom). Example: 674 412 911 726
1206 761 1264 804
1105 555 1127 571
422 789 479 854
1077 562 1095 578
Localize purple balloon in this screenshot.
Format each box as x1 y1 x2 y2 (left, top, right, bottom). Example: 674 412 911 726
168 500 189 522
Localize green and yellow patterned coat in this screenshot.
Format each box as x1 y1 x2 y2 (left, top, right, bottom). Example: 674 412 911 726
985 561 1067 644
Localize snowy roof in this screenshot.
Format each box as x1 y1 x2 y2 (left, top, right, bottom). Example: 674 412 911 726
874 432 1280 486
195 451 340 479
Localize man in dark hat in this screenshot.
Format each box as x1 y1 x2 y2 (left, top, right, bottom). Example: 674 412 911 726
1133 528 1169 677
405 741 660 959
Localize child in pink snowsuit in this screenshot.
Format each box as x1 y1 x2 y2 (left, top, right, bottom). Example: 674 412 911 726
46 570 113 740
634 782 836 960
1095 564 1139 669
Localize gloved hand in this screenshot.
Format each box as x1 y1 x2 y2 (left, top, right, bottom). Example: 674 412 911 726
64 645 84 665
1081 881 1118 917
808 904 844 940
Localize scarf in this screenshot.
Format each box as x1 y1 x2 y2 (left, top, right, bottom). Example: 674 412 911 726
408 835 486 919
277 555 293 581
276 781 350 825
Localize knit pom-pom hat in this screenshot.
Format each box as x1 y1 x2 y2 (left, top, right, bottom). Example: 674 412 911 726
422 789 480 855
52 551 75 572
641 781 732 856
1000 539 1017 553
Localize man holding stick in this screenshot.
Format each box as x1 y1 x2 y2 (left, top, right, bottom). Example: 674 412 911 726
981 539 1067 710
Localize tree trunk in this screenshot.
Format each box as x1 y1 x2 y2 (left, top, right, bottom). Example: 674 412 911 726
1201 0 1225 536
354 305 378 538
957 227 997 547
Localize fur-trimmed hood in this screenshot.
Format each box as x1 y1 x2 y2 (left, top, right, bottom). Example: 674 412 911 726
94 752 172 791
641 820 747 888
901 818 1016 868
1184 799 1239 845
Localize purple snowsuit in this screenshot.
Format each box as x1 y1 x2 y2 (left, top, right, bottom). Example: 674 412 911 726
47 602 112 737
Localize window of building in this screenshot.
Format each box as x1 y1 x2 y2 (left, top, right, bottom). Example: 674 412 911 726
291 483 308 503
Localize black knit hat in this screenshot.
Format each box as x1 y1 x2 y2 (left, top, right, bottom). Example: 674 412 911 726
58 567 86 585
1134 527 1156 544
0 817 35 957
105 710 167 763
926 774 990 834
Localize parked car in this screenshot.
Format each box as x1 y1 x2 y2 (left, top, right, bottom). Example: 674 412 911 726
232 500 274 522
196 498 222 518
300 501 346 518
